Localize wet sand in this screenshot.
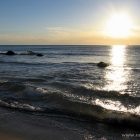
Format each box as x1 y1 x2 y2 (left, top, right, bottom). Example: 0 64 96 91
1 106 139 140
0 107 84 140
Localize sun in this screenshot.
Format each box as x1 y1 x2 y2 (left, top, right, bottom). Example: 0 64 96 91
105 13 132 38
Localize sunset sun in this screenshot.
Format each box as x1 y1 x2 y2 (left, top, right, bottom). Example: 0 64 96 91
105 14 132 38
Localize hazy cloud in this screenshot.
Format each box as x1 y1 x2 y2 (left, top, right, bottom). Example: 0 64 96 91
130 26 140 33
46 27 71 33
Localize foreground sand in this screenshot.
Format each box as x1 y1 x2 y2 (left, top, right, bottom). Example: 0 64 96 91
0 131 25 140
0 107 84 140
1 106 139 140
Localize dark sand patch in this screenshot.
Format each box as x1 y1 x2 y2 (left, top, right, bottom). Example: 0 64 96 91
0 107 84 140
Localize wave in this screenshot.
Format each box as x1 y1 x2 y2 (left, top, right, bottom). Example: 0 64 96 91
0 50 109 57
1 80 139 113
0 60 57 66
0 77 139 130
0 98 43 112
0 60 97 69
0 95 140 130
132 68 140 73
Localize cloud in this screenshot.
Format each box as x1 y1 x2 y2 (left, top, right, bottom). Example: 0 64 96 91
1 26 140 45
46 27 71 33
130 26 140 32
0 34 47 45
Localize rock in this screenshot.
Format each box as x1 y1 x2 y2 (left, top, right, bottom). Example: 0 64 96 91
26 51 35 55
37 54 43 56
6 50 15 55
97 62 109 68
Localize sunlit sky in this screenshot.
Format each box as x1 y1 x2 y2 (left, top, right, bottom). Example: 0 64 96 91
1 0 140 45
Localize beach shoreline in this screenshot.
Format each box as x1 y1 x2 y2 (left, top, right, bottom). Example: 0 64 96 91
1 106 139 140
0 107 84 140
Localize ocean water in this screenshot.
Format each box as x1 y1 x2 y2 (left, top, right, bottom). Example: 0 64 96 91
0 45 140 139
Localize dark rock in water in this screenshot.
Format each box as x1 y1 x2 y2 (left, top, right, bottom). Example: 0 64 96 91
37 54 43 56
97 62 109 68
6 50 15 55
26 51 35 55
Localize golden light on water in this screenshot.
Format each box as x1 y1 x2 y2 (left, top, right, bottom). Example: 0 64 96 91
111 45 125 66
104 45 127 92
105 68 126 91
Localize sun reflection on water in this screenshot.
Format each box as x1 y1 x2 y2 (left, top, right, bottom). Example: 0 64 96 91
104 45 127 92
111 45 126 66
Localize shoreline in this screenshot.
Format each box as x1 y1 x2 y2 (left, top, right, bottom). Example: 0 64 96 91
0 107 84 140
0 106 140 140
0 107 139 140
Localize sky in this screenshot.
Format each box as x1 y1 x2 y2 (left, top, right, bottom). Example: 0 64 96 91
0 0 140 45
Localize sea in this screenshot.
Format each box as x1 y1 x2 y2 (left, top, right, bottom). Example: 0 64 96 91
0 45 140 139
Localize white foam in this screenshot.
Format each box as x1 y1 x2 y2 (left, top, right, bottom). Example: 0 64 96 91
0 79 9 83
0 99 43 111
92 99 140 115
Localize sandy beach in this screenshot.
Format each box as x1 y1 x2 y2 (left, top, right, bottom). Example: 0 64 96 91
0 107 85 140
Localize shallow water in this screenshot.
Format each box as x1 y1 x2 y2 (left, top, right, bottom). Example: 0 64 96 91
0 45 140 139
